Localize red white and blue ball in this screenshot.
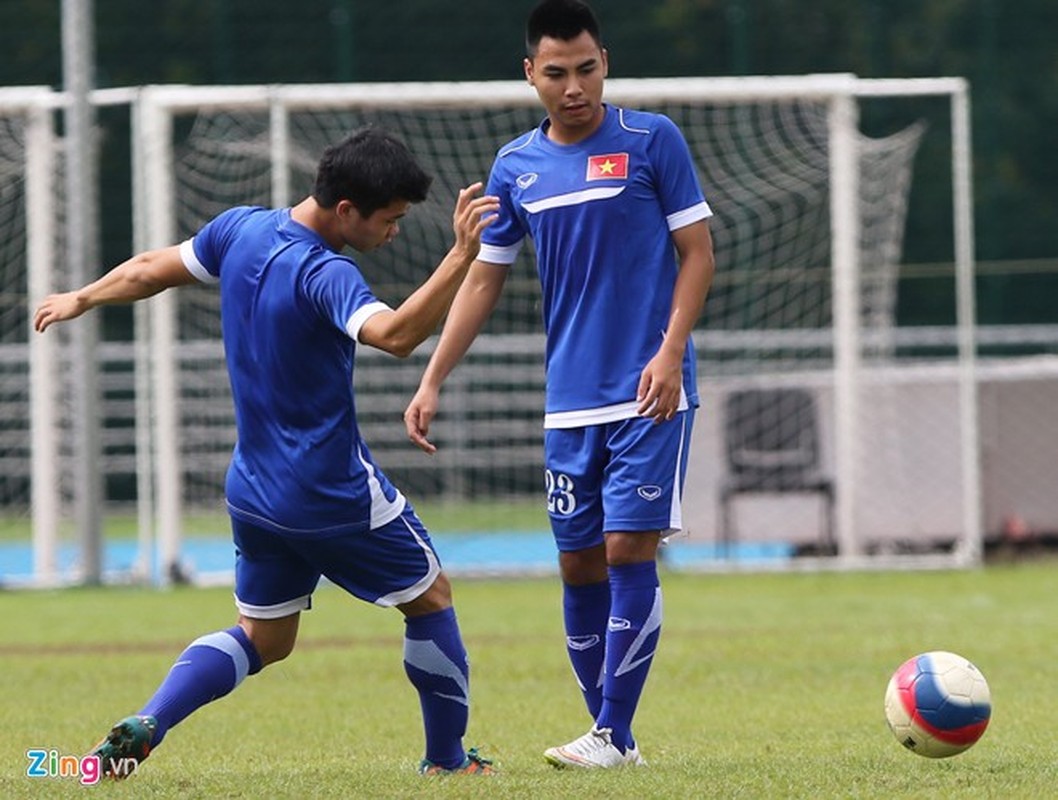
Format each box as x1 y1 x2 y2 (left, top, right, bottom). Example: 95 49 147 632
884 650 991 758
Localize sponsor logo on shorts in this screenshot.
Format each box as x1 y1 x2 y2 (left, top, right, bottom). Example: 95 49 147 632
637 485 662 501
608 617 632 632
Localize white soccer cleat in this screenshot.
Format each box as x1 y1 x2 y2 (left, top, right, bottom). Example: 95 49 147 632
543 725 645 769
624 741 646 766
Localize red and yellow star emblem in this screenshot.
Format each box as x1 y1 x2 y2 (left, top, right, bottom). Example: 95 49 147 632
586 153 629 181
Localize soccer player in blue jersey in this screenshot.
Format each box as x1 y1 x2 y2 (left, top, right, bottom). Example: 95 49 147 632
34 127 499 777
404 0 715 769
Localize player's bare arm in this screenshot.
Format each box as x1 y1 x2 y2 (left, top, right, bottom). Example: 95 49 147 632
636 220 715 422
404 260 508 453
33 246 196 333
358 183 498 358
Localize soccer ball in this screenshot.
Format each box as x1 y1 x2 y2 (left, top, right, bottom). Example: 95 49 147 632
884 650 991 758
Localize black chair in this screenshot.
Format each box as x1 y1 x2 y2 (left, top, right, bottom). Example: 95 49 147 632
719 388 835 555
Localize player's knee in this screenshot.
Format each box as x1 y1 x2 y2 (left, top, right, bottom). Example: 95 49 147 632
559 546 609 585
399 572 453 617
604 531 661 566
257 637 296 666
240 616 299 666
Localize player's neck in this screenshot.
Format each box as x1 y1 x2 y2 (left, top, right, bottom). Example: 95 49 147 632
290 198 343 251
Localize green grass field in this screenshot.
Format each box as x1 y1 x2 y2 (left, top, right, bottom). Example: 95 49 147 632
3 562 1057 798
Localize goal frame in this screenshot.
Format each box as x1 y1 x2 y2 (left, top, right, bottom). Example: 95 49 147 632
131 74 977 578
14 74 975 584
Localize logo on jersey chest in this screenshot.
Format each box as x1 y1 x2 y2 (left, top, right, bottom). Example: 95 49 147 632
586 153 629 181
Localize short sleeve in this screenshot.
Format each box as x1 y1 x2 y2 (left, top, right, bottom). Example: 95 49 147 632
302 256 390 342
185 207 257 280
478 157 526 265
649 115 713 230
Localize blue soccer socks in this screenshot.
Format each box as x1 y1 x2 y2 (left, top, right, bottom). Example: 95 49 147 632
139 625 262 747
562 579 611 719
595 561 662 753
403 607 471 770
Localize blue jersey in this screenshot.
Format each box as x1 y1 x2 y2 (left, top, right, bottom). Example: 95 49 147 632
479 105 712 428
180 207 406 536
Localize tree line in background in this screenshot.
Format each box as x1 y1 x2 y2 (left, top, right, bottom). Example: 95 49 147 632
2 0 1055 323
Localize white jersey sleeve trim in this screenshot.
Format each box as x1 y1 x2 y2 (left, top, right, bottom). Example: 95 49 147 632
179 238 219 284
666 201 713 232
544 389 689 429
478 241 522 266
345 301 392 342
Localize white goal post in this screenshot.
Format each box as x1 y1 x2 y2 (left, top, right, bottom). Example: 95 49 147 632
126 74 978 578
1 88 63 581
3 85 147 587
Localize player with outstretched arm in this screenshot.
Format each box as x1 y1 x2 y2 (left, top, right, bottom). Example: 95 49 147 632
35 128 499 777
404 0 715 770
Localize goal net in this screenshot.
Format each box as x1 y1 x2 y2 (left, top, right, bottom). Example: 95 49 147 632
127 75 980 576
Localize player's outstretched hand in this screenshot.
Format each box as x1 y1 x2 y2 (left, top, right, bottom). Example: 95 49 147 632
405 384 441 454
33 292 86 333
450 182 499 262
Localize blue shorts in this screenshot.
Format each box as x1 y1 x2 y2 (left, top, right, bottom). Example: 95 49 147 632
544 410 695 552
231 503 441 618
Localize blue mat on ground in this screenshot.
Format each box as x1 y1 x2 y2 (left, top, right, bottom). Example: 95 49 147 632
0 533 794 584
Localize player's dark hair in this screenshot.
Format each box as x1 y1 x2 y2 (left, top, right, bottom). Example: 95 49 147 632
526 0 602 58
312 127 432 217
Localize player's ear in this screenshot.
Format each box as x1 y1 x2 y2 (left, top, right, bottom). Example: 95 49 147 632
335 199 361 221
524 57 534 86
601 47 609 78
